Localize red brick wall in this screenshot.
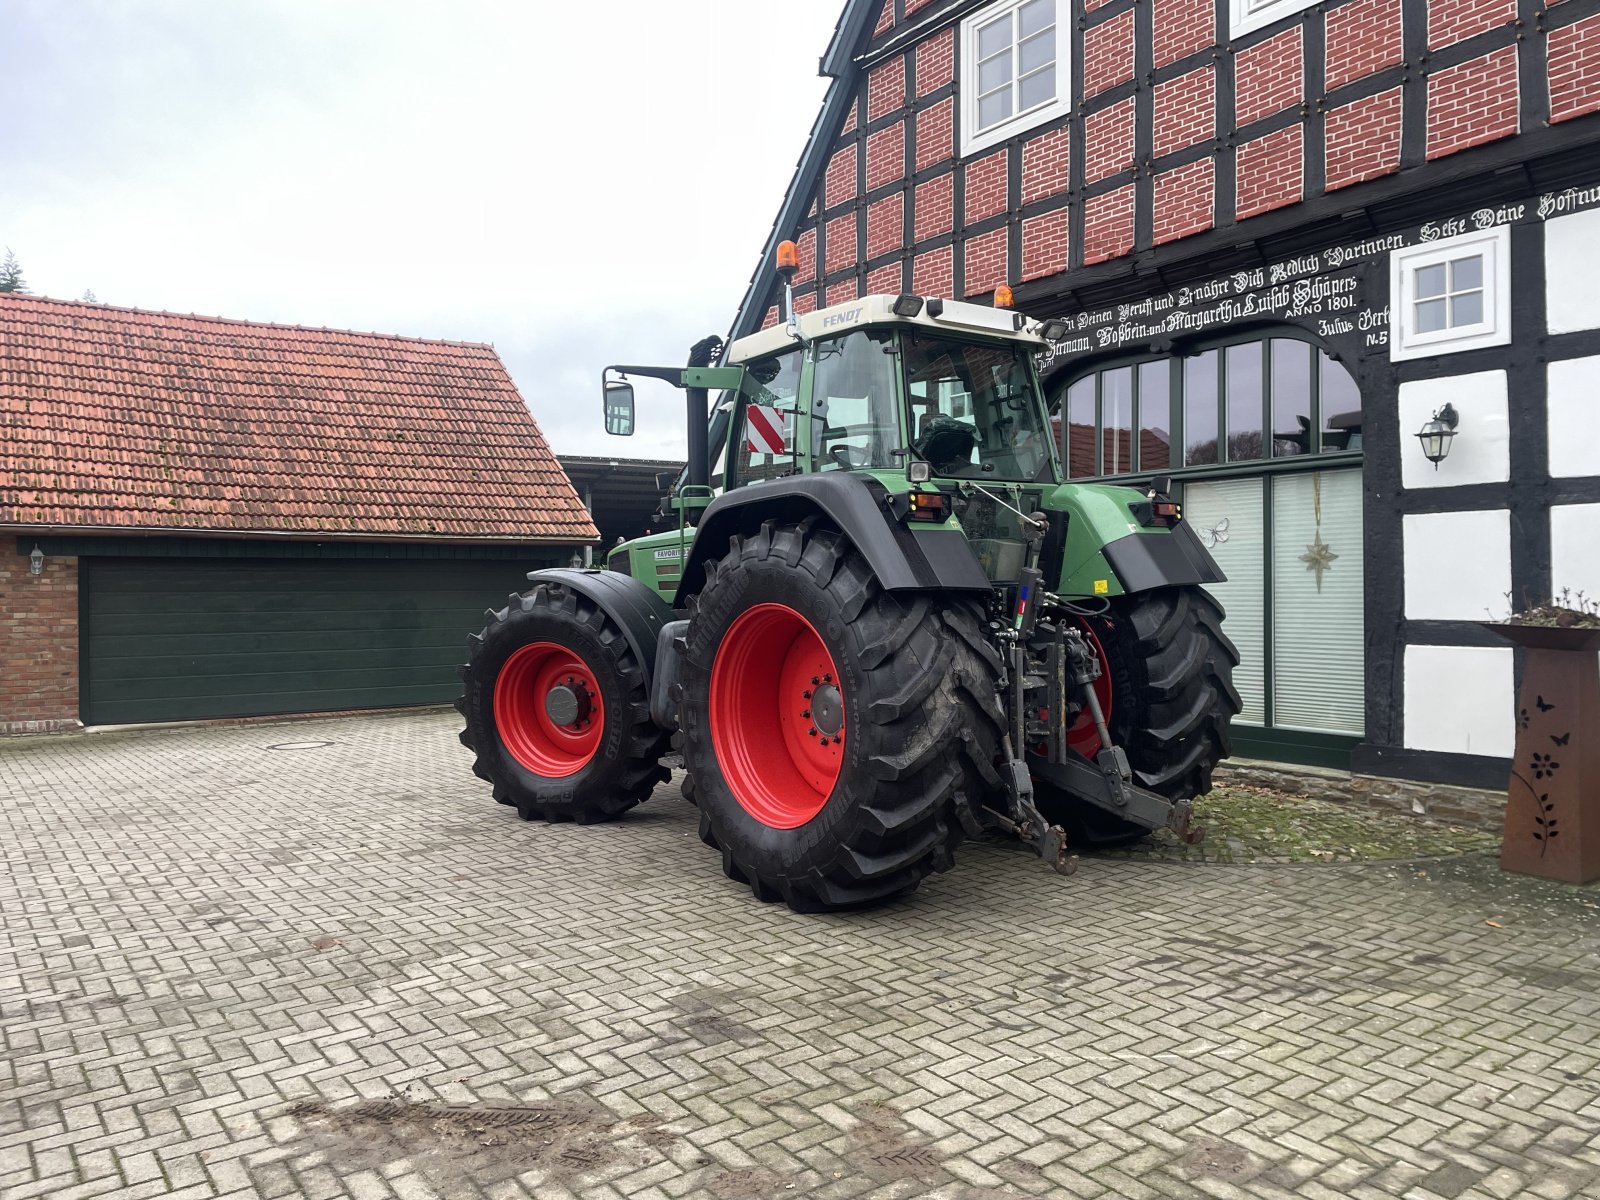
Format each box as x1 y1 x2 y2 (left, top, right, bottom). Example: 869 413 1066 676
1021 210 1070 281
824 145 857 212
963 227 1009 297
1550 14 1600 124
913 245 953 296
1153 67 1214 157
1153 158 1215 245
1084 97 1136 185
1021 128 1071 203
866 193 903 259
1083 11 1136 100
826 213 858 274
915 174 953 240
1084 186 1135 265
868 56 906 122
1325 0 1403 89
1235 30 1303 126
1426 47 1519 160
914 99 953 171
1236 124 1304 219
964 150 1010 222
1325 88 1403 190
916 29 954 94
866 262 903 294
1 555 79 732
865 122 905 191
774 0 1588 309
1153 0 1213 68
1429 0 1517 48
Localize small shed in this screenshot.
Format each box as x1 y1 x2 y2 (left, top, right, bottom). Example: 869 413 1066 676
0 294 596 731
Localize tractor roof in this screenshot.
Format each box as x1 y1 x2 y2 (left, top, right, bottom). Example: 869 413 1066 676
726 294 1052 365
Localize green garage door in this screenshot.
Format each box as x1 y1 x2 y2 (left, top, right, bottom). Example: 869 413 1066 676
82 557 543 725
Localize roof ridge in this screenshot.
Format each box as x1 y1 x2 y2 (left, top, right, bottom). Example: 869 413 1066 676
0 291 496 352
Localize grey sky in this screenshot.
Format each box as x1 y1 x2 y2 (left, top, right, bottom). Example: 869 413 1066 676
1 0 841 457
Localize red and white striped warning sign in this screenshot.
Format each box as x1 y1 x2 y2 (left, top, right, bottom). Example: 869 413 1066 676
744 405 788 454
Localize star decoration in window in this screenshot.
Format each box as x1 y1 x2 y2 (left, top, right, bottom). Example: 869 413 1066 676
1299 532 1338 592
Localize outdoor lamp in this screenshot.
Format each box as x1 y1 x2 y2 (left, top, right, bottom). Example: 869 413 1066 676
1415 403 1459 469
28 545 44 576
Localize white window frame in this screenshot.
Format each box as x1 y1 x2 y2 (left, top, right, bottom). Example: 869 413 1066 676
1389 226 1512 363
959 0 1070 159
1229 0 1317 39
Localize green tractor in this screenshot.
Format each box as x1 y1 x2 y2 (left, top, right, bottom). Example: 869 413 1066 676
458 249 1240 912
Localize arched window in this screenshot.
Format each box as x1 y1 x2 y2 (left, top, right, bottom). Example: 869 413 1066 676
1051 331 1366 764
1050 333 1362 480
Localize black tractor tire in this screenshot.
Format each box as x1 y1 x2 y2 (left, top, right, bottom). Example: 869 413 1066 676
457 580 670 823
1031 585 1241 849
678 519 1005 913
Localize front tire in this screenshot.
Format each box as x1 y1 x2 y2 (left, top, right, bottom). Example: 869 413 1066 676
457 581 669 823
679 520 1004 912
1032 586 1241 848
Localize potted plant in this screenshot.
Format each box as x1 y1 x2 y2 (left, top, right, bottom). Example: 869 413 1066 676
1482 591 1600 884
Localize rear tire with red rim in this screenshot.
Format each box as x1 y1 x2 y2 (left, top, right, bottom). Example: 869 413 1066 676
679 519 1005 913
1029 586 1240 849
457 581 670 823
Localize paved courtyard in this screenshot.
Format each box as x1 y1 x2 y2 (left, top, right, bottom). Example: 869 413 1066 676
3 710 1600 1200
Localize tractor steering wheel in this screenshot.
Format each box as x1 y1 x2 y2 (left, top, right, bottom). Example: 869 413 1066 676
829 444 872 470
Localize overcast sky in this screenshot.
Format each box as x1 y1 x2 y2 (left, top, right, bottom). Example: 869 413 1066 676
1 0 842 458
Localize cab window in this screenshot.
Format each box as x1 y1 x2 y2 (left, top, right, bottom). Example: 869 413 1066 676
733 350 802 485
811 328 901 471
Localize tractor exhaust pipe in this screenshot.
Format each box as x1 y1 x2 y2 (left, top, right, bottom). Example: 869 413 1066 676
684 334 722 491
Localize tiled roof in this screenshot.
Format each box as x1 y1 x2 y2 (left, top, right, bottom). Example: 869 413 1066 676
0 293 597 542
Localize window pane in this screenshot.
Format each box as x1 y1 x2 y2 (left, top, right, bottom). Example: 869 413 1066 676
1269 338 1310 457
978 16 1011 58
740 350 804 484
1066 376 1095 477
1184 350 1219 465
1451 291 1483 327
1019 28 1054 75
978 48 1013 94
1225 341 1263 461
1101 367 1134 475
1182 478 1265 724
1137 360 1171 471
1019 0 1054 37
1414 263 1447 299
1319 351 1362 452
1271 470 1364 734
1018 64 1055 109
811 330 901 474
1414 297 1447 333
978 90 1013 128
1450 254 1482 291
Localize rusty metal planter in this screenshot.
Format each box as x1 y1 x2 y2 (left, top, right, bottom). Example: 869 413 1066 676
1482 623 1600 885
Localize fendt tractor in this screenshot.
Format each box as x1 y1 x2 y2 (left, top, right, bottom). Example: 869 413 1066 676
458 241 1241 912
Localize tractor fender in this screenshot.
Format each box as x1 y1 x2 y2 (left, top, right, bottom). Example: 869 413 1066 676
676 473 992 601
524 568 674 690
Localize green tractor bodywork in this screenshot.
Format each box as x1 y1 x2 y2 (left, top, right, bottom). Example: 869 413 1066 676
458 289 1238 912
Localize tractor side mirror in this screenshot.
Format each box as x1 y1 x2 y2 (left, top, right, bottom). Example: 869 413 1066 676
602 374 635 437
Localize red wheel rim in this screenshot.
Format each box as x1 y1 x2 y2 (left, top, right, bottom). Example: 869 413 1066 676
709 603 844 828
493 642 604 777
1066 622 1115 758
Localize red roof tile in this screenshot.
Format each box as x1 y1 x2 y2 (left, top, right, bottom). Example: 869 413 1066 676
0 294 597 543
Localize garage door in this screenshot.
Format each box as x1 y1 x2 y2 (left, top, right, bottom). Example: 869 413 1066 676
82 557 541 725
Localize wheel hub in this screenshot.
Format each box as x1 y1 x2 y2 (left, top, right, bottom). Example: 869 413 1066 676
544 680 592 728
809 681 843 736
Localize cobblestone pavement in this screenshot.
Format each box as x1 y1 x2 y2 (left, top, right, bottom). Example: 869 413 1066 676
4 710 1600 1200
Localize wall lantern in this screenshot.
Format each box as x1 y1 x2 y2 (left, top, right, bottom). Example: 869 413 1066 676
1415 403 1459 469
28 545 44 576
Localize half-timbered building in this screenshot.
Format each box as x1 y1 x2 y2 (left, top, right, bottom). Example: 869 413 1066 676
731 0 1600 801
